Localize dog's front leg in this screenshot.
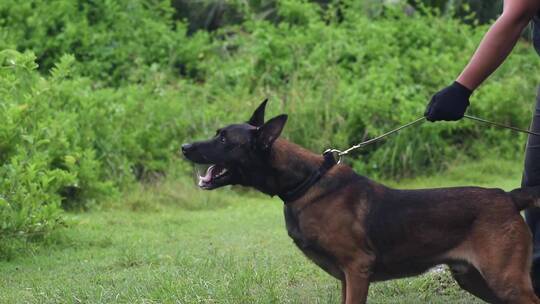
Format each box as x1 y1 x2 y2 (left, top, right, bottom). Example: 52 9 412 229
341 280 346 304
343 260 371 304
344 270 369 304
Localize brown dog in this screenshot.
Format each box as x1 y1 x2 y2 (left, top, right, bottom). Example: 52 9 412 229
182 100 540 304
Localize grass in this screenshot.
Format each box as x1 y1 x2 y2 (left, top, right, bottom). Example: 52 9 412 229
0 156 525 303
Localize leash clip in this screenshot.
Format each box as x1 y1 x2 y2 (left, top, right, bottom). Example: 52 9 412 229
324 149 344 164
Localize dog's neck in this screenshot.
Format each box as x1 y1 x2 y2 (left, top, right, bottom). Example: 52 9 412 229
265 139 325 200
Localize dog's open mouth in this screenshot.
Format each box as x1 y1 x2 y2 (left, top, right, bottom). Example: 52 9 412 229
198 164 231 189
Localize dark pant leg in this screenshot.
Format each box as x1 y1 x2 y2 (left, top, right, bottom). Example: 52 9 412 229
523 86 540 295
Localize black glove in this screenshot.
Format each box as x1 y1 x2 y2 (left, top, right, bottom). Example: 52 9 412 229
424 81 472 122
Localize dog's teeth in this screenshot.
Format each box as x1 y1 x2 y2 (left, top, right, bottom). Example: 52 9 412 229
216 168 228 178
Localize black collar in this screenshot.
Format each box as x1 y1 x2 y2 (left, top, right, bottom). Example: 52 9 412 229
278 151 337 203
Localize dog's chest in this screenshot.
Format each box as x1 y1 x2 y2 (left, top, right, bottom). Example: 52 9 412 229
284 206 313 248
283 205 343 279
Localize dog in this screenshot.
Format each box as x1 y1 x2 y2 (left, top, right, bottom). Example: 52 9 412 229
182 99 540 304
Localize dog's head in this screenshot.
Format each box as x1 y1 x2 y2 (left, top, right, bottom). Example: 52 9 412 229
182 99 288 191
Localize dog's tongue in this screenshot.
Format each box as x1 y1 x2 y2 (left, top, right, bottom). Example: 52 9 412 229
200 165 216 183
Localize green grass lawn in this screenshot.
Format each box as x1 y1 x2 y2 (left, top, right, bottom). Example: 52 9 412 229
0 157 525 303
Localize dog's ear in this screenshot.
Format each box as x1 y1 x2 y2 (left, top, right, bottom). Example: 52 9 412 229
257 114 288 150
248 98 268 127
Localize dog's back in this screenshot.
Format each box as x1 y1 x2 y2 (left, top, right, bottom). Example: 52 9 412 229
363 185 521 279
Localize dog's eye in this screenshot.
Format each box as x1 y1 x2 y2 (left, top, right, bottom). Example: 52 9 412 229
220 135 226 144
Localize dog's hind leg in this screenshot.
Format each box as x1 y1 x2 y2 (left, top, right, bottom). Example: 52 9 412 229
449 263 503 304
480 263 540 304
469 218 540 304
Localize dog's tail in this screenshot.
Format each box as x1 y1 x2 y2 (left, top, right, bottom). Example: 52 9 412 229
509 186 540 211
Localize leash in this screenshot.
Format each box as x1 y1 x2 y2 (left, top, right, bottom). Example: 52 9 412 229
463 115 540 137
326 115 540 164
325 117 426 164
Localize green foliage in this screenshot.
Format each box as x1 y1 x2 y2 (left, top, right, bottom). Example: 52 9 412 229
407 0 503 24
0 50 193 250
0 0 211 85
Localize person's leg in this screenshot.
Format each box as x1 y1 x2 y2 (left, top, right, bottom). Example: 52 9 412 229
522 86 540 296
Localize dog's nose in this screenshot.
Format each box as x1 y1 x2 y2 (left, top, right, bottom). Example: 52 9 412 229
181 143 193 155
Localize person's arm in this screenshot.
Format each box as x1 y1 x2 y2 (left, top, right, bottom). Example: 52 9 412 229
425 0 540 122
458 0 540 90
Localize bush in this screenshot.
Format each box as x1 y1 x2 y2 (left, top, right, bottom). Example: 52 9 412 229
0 50 193 253
0 0 211 85
0 50 74 250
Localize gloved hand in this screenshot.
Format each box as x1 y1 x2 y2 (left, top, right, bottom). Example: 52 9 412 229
424 81 472 122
